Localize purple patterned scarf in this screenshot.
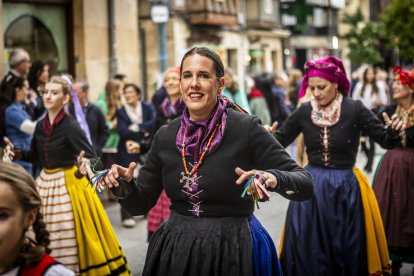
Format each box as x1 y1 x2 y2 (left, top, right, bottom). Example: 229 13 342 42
161 97 185 118
176 96 245 158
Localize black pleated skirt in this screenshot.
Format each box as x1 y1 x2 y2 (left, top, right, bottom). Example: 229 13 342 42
143 211 253 276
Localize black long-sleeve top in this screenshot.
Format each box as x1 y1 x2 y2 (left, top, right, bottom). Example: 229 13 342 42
116 102 156 166
24 113 98 169
117 109 313 218
275 97 401 168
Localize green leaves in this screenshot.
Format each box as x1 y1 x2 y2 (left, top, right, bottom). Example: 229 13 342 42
342 9 384 65
382 0 414 61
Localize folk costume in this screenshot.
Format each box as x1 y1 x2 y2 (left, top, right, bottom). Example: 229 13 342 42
114 97 313 276
373 66 414 269
0 253 75 276
276 56 398 276
24 109 129 275
148 82 185 240
154 92 185 131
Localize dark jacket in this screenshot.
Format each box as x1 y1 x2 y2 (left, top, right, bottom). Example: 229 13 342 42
116 101 156 166
69 102 109 155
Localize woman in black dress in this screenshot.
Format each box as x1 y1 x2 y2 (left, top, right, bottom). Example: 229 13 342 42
103 47 314 276
275 56 405 276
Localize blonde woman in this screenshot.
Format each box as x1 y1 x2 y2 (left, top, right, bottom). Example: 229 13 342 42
7 76 130 275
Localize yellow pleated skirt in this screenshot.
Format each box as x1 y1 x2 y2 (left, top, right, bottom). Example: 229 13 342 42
37 166 130 275
353 167 391 275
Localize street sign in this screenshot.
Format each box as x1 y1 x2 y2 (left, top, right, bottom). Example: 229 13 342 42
151 5 169 23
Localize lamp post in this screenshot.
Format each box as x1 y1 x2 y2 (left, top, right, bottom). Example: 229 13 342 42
332 35 339 57
151 0 170 73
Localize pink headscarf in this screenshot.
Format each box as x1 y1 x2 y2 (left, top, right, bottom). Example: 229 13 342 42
298 56 350 99
165 66 180 77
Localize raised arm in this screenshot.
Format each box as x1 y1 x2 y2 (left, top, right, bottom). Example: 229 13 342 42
105 129 164 215
357 101 402 149
274 106 304 148
247 117 313 201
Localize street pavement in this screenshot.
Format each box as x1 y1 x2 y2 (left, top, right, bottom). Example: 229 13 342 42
104 147 412 276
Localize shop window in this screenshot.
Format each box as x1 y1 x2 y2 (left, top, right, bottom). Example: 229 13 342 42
4 15 59 73
271 50 278 72
248 49 264 75
227 49 238 71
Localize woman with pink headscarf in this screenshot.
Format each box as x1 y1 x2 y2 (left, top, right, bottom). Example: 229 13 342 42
274 56 406 275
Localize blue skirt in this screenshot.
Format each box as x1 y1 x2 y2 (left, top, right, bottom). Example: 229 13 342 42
144 211 282 276
279 165 367 276
250 215 283 276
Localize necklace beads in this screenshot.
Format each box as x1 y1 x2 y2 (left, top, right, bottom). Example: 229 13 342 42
181 123 220 177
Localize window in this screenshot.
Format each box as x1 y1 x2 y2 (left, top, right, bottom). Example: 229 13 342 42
227 49 238 70
4 15 59 73
175 0 185 7
264 0 274 15
282 14 297 26
313 8 327 27
3 3 69 74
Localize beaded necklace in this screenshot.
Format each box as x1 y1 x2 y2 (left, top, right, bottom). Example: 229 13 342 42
396 103 414 147
181 123 220 177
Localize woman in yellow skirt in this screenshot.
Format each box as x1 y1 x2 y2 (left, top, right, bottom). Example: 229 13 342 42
8 76 130 275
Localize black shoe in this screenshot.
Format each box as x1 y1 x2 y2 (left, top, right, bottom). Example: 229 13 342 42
392 261 402 276
361 141 368 153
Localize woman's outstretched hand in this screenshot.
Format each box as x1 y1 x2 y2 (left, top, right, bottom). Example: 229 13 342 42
75 150 90 176
382 112 406 132
103 162 137 188
235 167 277 189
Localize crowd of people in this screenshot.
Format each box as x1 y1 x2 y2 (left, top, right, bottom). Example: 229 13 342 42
0 46 413 276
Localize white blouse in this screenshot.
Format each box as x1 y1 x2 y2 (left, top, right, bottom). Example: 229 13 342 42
352 81 388 110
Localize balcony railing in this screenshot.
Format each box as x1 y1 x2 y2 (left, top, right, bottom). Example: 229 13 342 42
185 0 239 26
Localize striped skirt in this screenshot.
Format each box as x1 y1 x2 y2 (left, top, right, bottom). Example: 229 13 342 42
36 166 130 275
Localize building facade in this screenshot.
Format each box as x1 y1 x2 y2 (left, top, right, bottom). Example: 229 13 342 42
139 0 290 96
1 0 290 100
1 0 141 101
280 0 345 71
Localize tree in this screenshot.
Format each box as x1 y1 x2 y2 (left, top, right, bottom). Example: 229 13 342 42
342 9 384 65
382 0 414 65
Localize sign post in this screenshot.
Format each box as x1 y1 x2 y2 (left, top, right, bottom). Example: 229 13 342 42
151 3 169 73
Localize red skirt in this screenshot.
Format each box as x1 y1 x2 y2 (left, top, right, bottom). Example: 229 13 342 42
147 190 171 233
373 148 414 261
